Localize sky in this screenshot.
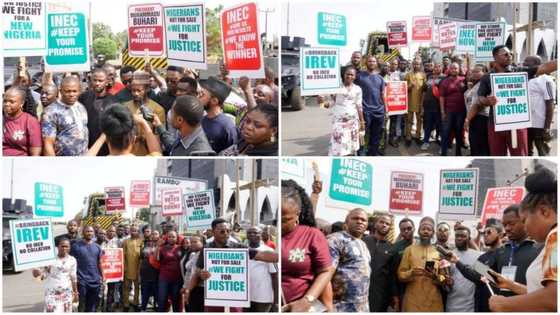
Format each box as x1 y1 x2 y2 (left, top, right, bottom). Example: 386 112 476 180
90 0 280 42
3 159 157 221
281 0 434 61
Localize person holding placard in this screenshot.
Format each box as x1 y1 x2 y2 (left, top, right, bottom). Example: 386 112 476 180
32 237 78 313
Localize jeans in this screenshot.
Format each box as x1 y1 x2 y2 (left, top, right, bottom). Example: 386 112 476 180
468 115 490 156
423 111 441 144
389 114 404 140
141 280 158 311
158 280 181 312
441 111 466 156
363 111 385 156
78 283 101 312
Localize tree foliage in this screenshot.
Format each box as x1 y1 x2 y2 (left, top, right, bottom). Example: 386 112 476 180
206 6 224 60
93 37 118 59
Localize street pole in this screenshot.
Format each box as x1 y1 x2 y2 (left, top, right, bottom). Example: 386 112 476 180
527 3 534 57
286 2 290 36
512 3 518 63
250 160 257 226
260 8 275 41
235 160 241 226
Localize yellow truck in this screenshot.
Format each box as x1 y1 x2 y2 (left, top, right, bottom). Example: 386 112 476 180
75 193 124 230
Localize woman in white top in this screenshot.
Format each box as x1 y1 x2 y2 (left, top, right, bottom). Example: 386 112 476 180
327 67 365 156
32 238 78 312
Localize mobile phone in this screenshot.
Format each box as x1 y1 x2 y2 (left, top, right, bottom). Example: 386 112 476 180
425 260 435 272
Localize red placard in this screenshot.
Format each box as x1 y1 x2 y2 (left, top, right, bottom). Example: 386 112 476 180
128 3 165 57
101 248 123 283
481 187 525 224
412 16 432 41
220 3 264 78
389 171 424 215
439 22 457 50
104 187 125 213
387 21 407 48
130 180 150 207
385 81 408 115
162 188 183 216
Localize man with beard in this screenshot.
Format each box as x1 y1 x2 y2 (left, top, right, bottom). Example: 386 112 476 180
122 73 165 156
398 216 447 311
436 222 454 250
103 64 125 95
71 226 104 312
445 226 481 312
115 66 138 103
328 209 371 312
389 218 416 310
152 65 183 115
198 77 238 154
354 55 386 156
364 214 398 312
79 68 116 156
55 219 80 246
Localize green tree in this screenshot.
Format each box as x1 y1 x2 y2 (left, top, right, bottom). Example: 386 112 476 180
92 22 114 42
137 207 151 222
206 6 224 60
115 30 128 50
93 37 118 59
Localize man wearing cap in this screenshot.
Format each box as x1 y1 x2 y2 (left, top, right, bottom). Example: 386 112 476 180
122 71 165 156
398 216 447 311
198 76 239 154
153 95 214 156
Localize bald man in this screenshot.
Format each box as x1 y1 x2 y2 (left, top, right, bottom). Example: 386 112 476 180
3 87 42 156
255 84 276 106
38 84 58 119
41 77 89 156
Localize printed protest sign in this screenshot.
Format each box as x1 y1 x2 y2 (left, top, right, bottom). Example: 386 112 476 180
104 187 125 213
281 158 305 178
34 182 64 218
153 175 208 205
162 188 183 216
184 190 215 231
438 22 457 50
481 187 525 224
204 248 250 308
45 1 90 72
220 2 264 78
329 159 372 206
2 1 47 56
389 171 424 215
385 81 408 115
10 218 56 272
490 72 531 131
130 180 150 207
456 22 476 53
317 12 346 46
300 47 340 96
128 3 165 57
432 16 467 48
439 168 479 219
101 248 124 283
475 22 505 61
387 21 407 48
164 4 206 69
412 16 432 42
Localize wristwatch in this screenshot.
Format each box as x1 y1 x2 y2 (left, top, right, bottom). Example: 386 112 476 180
304 295 316 303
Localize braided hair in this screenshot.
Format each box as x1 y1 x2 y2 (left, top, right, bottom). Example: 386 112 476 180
281 179 316 227
521 166 557 213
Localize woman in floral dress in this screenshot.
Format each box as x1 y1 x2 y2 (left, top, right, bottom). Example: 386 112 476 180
327 67 365 156
32 237 78 312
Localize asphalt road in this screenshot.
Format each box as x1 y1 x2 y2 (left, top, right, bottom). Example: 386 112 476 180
282 97 557 156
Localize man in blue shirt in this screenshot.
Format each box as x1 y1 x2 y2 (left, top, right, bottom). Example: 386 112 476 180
70 225 104 312
354 56 386 156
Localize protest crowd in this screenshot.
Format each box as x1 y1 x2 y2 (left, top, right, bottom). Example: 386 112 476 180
2 58 279 157
31 218 278 313
280 166 557 312
324 45 557 157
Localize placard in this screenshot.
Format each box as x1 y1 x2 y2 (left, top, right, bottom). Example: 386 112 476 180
204 248 250 308
162 188 183 216
317 12 346 46
481 187 525 224
101 248 124 283
128 3 165 57
130 180 150 207
220 2 264 78
389 171 424 215
184 190 215 231
164 4 207 69
456 22 476 53
153 175 208 205
439 168 479 219
104 186 125 213
2 0 47 56
300 47 341 96
45 1 90 72
412 16 432 42
439 22 457 50
10 218 56 272
329 158 372 206
490 72 531 131
387 21 407 48
34 182 64 218
385 81 408 115
475 22 505 61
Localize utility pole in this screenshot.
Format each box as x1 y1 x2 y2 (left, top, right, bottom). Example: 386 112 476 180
527 3 534 57
286 2 290 36
250 160 257 226
260 8 275 40
512 3 518 63
235 160 241 226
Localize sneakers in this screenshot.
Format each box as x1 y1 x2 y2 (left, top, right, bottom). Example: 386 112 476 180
421 143 430 151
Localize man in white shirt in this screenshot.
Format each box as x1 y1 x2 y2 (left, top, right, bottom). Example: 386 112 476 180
245 226 278 312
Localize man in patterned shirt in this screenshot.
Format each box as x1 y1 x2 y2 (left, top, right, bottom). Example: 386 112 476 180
327 208 371 312
42 76 89 156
